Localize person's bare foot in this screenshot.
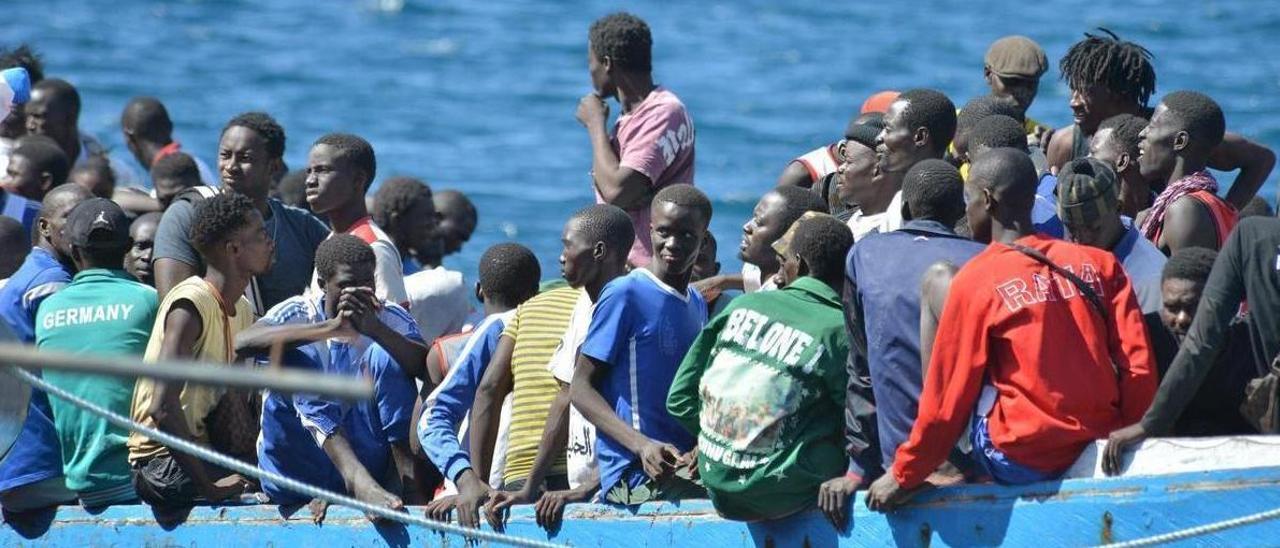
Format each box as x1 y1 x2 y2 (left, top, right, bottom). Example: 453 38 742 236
308 498 330 525
351 476 404 523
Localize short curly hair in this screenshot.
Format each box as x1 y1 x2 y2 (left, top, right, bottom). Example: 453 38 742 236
189 192 258 256
792 214 854 281
151 151 201 184
1162 247 1217 284
902 159 965 225
1097 113 1147 156
478 243 541 307
589 13 652 72
1161 90 1226 150
969 115 1028 153
13 135 70 188
313 132 376 190
222 112 286 160
898 89 958 155
315 233 376 282
372 176 433 230
957 95 1023 134
571 203 635 257
654 184 712 226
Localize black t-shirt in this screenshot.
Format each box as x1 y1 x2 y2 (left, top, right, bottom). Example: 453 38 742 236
1143 217 1280 433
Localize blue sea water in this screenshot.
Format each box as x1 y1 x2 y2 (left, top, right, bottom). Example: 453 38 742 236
4 0 1278 283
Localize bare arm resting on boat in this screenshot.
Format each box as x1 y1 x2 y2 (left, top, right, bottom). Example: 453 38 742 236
147 300 251 502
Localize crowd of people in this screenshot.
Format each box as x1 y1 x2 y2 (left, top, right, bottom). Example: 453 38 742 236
0 11 1278 536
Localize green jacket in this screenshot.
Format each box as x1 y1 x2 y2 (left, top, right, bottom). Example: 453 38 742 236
36 268 157 494
668 276 849 521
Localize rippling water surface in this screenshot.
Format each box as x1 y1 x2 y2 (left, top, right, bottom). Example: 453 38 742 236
5 0 1278 281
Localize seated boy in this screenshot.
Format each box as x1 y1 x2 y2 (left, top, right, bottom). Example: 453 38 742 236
36 199 158 508
237 234 423 520
127 192 273 507
669 214 854 524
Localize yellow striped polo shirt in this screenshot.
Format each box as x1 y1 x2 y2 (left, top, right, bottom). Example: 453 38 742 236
500 286 579 484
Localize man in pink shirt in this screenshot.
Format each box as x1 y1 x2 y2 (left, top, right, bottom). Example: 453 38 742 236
577 12 695 268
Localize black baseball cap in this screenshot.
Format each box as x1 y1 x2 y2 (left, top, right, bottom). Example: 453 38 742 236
65 198 130 249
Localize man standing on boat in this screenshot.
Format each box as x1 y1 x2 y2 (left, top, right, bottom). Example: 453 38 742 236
578 12 695 269
866 149 1156 509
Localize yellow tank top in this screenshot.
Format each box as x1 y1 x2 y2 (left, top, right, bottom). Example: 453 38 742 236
128 276 255 462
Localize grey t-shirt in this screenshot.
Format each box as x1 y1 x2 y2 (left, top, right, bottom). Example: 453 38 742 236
154 195 330 315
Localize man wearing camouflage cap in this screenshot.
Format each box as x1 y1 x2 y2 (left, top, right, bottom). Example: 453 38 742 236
1057 157 1166 314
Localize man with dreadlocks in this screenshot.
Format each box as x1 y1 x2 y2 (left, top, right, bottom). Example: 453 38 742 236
1048 29 1274 209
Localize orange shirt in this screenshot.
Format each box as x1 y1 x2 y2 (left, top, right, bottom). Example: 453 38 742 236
892 234 1157 488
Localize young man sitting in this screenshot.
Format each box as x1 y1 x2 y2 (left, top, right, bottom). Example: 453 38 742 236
237 234 424 521
128 192 275 508
570 184 711 505
867 149 1156 508
36 199 158 508
668 214 854 525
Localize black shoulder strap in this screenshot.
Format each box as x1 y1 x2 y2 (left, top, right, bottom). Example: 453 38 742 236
1007 243 1108 321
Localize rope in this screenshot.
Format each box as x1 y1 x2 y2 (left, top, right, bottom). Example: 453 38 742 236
5 366 562 548
1102 505 1280 547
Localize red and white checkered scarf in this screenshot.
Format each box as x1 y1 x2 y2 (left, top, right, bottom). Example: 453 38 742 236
1140 170 1218 240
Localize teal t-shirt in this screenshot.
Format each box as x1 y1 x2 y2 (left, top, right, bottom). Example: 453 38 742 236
35 268 158 494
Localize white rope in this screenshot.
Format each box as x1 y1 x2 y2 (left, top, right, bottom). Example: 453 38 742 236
1102 505 1280 547
6 366 562 548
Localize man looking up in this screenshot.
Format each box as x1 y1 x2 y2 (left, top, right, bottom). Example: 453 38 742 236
129 192 274 507
3 135 69 201
669 214 853 524
1104 216 1280 472
0 184 90 513
777 93 896 189
579 12 695 268
152 112 329 315
857 89 957 240
739 186 827 291
839 159 986 503
120 97 215 186
1089 114 1151 217
483 205 634 532
36 198 158 508
867 149 1155 509
1057 158 1166 314
305 133 409 307
571 184 709 505
1137 91 1237 254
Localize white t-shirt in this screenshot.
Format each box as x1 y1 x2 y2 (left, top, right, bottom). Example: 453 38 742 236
405 266 475 345
740 263 778 294
846 190 904 241
548 290 598 491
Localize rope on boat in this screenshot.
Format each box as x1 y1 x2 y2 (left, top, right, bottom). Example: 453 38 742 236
1102 505 1280 547
5 366 563 548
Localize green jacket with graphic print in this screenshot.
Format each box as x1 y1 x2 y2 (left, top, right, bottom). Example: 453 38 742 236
668 276 849 521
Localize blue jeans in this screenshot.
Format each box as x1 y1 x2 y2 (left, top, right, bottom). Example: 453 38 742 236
970 416 1056 485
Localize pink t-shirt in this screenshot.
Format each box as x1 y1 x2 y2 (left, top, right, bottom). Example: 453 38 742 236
593 86 695 266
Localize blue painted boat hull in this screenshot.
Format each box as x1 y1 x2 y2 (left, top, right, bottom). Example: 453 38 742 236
4 466 1279 546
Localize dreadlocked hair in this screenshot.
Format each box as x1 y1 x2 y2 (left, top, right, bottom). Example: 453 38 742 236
1059 28 1156 108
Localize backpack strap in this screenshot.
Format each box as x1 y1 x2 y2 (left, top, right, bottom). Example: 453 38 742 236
1007 243 1108 321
